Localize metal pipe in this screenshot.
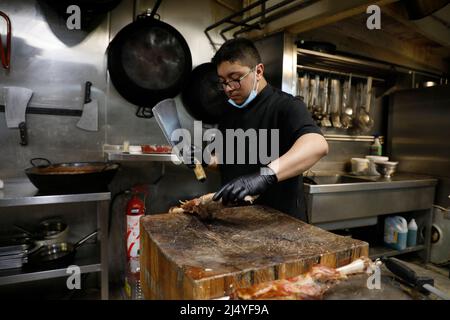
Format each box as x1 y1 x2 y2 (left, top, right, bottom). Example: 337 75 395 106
297 65 386 82
205 0 268 32
233 0 317 37
298 48 445 79
220 0 296 35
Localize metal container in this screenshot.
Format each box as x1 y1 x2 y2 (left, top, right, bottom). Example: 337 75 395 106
374 161 398 178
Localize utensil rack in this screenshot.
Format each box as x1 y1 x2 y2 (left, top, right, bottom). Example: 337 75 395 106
297 48 445 81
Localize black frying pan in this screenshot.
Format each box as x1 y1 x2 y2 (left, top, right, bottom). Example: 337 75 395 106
27 230 98 267
107 0 192 118
181 62 230 125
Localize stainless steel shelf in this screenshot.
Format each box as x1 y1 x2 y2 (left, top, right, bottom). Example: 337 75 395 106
369 245 426 260
0 178 110 298
0 244 101 286
324 134 384 143
104 144 177 162
106 152 177 162
0 179 110 208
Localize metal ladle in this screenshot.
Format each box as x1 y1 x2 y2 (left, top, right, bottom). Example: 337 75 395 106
340 75 353 129
357 77 374 132
330 79 342 128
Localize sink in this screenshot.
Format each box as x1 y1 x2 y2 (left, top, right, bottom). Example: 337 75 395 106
302 173 437 229
303 175 373 185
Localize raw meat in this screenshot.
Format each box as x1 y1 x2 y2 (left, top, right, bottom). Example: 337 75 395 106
169 193 257 220
231 257 376 300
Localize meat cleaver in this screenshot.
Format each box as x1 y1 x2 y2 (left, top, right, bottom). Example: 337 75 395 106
152 98 206 182
76 81 98 131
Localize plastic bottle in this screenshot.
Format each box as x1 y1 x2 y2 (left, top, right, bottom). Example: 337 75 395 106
370 136 382 156
407 219 418 247
124 256 143 300
384 216 408 250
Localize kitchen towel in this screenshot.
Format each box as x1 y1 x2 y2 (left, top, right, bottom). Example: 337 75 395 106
4 86 33 128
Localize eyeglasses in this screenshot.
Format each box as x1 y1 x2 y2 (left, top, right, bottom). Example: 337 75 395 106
217 67 255 91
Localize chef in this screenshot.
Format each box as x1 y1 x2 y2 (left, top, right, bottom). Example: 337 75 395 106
208 38 328 221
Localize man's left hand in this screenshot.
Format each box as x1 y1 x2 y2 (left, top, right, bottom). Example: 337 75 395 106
212 166 278 205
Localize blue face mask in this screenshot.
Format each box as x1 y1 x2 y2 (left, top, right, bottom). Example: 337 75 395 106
228 68 259 109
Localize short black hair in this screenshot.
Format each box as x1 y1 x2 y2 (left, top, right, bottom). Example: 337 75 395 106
212 38 262 68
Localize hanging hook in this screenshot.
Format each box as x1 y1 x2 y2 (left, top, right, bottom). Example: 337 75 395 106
0 11 12 69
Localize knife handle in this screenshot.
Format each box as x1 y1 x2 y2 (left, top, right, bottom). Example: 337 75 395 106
193 163 206 182
384 257 423 288
85 81 92 104
19 122 28 146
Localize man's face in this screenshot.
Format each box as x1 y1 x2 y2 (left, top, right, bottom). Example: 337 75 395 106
217 61 262 105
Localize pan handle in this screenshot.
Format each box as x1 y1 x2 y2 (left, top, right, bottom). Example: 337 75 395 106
74 230 99 249
30 158 52 168
149 0 162 19
84 81 92 104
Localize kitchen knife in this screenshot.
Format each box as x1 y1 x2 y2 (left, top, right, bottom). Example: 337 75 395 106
4 86 33 146
76 81 98 132
383 257 450 300
152 98 206 182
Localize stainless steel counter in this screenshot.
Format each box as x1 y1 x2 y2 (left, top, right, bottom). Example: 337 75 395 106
0 178 110 207
303 172 437 263
304 173 438 194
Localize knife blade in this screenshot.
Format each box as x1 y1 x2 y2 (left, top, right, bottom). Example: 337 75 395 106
152 98 206 182
383 257 450 300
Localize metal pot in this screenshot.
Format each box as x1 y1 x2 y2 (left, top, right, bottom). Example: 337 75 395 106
25 158 120 193
15 219 69 247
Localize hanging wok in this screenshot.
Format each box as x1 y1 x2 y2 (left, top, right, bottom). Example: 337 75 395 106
181 62 230 125
107 1 192 118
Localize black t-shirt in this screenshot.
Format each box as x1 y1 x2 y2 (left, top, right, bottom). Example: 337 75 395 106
218 84 323 221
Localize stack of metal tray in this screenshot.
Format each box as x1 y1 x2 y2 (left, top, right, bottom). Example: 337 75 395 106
0 234 31 270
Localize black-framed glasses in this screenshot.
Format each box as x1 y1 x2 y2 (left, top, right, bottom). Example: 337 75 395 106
217 67 255 91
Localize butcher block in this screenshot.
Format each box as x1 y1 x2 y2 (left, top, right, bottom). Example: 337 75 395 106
140 205 368 299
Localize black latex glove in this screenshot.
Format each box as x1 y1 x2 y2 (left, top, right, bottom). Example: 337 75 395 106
212 167 278 205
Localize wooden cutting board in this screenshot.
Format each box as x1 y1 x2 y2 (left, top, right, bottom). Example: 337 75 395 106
140 205 368 299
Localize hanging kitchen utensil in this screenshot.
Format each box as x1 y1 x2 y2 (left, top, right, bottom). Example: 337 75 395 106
4 87 33 146
330 79 342 128
357 77 374 132
298 73 310 111
152 99 206 182
310 75 321 124
76 81 99 131
181 62 229 125
107 0 192 118
341 75 353 129
38 0 121 34
0 11 11 70
25 158 120 193
320 77 332 127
